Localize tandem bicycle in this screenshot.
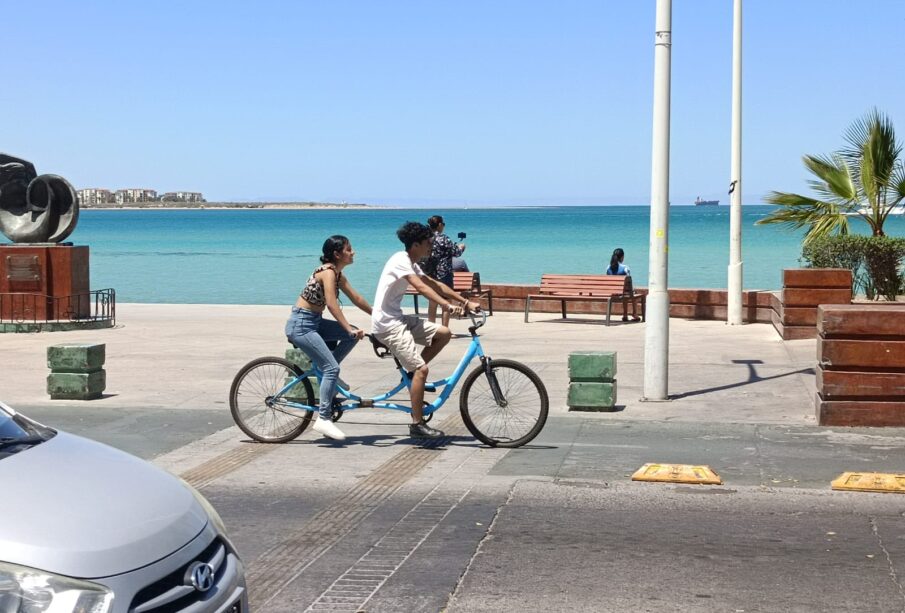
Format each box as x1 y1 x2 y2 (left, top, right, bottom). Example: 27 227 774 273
229 310 548 447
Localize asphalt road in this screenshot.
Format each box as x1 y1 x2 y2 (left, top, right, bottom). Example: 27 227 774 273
18 405 905 612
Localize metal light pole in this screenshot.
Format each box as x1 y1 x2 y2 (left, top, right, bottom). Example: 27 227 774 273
643 0 672 401
727 0 744 325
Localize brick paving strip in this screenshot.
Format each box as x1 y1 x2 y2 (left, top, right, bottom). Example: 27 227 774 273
303 447 507 612
241 413 504 611
180 441 280 489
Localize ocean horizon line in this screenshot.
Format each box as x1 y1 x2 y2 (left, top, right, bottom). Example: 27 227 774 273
80 202 773 212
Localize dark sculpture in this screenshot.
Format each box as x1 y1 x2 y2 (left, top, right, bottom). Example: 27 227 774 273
0 154 79 243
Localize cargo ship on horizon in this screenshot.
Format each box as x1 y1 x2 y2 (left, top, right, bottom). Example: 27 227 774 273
694 196 719 206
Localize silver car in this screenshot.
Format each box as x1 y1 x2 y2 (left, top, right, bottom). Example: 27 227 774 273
0 400 248 612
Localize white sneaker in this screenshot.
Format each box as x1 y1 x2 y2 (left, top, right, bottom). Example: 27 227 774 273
313 417 346 441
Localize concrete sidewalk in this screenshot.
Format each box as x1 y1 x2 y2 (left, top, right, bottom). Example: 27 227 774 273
0 304 815 424
1 302 818 425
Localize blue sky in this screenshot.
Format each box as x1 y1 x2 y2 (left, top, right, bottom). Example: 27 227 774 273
3 1 903 206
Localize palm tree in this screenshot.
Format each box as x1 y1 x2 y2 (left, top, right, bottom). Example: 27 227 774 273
757 109 905 245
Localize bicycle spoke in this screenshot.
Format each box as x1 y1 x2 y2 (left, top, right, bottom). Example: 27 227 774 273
230 358 313 443
460 360 548 447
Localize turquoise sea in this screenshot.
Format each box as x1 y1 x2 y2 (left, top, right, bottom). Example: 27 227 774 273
40 206 905 305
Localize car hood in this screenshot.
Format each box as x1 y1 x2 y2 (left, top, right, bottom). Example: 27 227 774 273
0 431 208 578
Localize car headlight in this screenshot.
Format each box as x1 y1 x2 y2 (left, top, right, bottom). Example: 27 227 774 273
0 561 112 613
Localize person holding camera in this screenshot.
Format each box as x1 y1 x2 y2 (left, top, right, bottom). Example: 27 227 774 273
425 215 466 326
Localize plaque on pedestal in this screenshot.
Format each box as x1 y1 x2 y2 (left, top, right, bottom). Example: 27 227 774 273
0 245 90 320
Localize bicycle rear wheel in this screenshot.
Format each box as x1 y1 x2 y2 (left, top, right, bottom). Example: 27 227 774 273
459 359 548 447
229 356 314 443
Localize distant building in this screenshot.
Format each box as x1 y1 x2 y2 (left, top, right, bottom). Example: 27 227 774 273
160 191 205 203
115 189 158 204
77 188 115 205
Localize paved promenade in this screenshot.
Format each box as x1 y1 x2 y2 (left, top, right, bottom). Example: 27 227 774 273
5 304 905 611
4 302 816 423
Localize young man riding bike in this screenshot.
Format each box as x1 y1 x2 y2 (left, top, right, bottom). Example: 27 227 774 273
372 221 481 439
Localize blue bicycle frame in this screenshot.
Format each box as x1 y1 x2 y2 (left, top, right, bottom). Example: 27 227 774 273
272 331 488 417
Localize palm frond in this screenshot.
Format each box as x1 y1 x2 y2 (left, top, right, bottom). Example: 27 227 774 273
802 154 857 202
845 109 900 205
758 191 850 244
891 162 905 204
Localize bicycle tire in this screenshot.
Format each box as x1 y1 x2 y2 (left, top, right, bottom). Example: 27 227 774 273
459 359 548 448
229 356 314 443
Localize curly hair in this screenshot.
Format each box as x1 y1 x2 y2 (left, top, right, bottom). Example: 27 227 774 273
396 221 432 250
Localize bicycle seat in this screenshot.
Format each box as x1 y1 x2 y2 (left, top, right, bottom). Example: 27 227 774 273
367 334 394 359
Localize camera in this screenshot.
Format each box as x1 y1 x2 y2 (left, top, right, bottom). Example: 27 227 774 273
457 232 467 240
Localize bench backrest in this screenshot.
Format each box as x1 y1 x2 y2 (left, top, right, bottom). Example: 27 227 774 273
538 274 631 296
453 271 480 292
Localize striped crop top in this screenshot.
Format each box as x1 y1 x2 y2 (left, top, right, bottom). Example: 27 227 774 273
299 264 342 307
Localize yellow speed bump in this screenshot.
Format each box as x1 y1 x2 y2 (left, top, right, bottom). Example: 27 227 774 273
831 472 905 494
631 463 722 485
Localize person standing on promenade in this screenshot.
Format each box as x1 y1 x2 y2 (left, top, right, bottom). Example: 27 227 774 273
425 215 466 327
286 235 372 441
373 221 480 439
606 247 640 322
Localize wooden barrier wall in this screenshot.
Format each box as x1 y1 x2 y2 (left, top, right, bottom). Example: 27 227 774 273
816 304 905 426
771 268 851 340
481 283 772 322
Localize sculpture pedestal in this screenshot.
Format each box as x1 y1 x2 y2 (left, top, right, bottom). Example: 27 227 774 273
0 244 90 321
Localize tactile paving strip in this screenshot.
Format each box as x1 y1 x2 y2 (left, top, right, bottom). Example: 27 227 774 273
180 442 280 489
304 449 506 612
248 413 474 609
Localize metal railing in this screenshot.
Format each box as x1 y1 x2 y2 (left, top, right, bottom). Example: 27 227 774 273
0 289 115 326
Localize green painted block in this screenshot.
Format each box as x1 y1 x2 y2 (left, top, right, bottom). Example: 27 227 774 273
568 351 616 382
285 347 313 370
47 344 106 373
47 370 106 400
568 381 617 411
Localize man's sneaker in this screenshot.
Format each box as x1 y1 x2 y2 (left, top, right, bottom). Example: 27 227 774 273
313 417 346 441
409 421 445 439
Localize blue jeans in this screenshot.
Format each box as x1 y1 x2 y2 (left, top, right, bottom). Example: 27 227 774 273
285 307 359 419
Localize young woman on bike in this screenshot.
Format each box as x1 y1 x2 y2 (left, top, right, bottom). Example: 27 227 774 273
286 235 372 441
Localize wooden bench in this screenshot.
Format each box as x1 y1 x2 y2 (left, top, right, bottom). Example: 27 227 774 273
524 274 647 325
405 271 494 315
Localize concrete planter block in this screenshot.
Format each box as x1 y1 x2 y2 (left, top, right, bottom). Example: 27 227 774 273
568 381 617 410
47 343 105 373
285 347 313 370
284 377 320 401
47 371 106 400
568 351 616 382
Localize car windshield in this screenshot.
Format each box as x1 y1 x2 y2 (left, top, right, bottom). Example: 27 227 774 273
0 405 55 458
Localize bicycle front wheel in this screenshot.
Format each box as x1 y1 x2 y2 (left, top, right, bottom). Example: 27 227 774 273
229 357 314 443
459 359 548 448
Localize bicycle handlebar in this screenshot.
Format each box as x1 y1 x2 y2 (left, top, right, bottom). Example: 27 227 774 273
467 308 487 332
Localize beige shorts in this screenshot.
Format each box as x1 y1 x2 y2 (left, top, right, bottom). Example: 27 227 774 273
374 315 441 372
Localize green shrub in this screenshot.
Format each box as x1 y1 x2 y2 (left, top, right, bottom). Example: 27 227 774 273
863 237 905 300
801 235 905 300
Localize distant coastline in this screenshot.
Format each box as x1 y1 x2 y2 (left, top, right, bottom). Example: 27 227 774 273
81 201 371 210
